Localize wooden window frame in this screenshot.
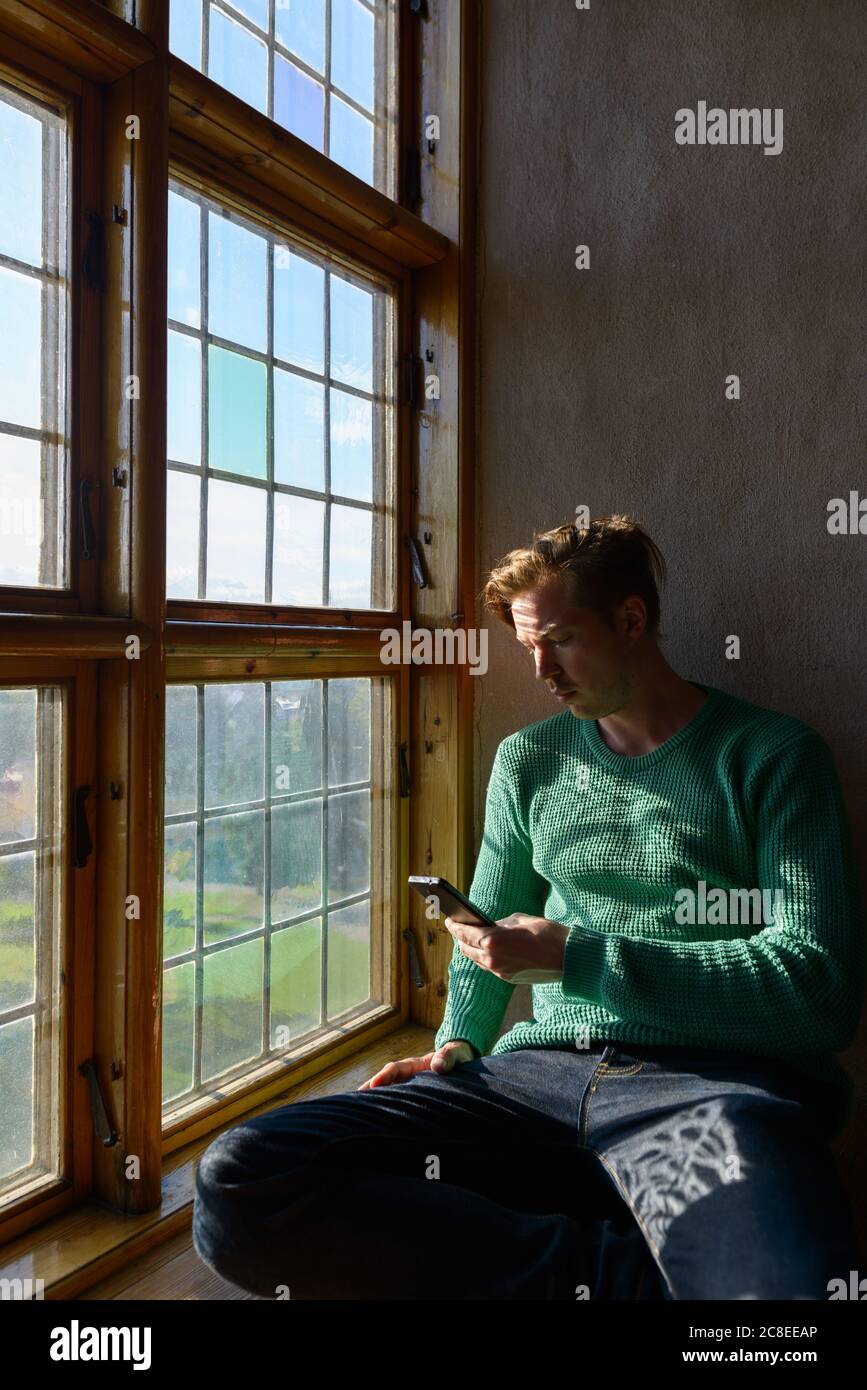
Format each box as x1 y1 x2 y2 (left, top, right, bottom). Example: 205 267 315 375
0 0 476 1246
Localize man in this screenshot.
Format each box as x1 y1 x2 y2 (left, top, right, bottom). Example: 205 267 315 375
193 515 865 1300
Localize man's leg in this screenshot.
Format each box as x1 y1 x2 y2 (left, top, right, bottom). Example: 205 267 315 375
582 1044 863 1301
192 1045 663 1300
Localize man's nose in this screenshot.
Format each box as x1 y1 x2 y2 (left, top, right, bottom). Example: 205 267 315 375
535 650 561 682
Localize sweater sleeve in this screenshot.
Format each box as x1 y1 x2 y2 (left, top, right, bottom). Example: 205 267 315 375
434 739 551 1057
561 730 867 1054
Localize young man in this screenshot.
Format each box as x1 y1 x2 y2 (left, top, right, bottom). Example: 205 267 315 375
192 515 865 1300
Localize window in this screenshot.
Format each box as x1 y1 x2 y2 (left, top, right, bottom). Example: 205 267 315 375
169 0 398 196
0 83 69 591
0 686 63 1199
167 179 397 610
162 674 392 1118
0 0 461 1250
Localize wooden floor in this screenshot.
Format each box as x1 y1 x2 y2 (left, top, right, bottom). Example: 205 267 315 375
80 1227 260 1300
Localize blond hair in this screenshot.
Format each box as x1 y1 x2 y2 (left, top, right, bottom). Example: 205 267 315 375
481 515 668 635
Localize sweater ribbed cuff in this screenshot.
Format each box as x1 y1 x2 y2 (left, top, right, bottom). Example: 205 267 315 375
561 923 608 1003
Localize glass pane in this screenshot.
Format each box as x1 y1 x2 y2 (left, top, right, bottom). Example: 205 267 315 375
168 189 200 329
329 96 374 184
167 331 201 465
328 678 370 785
171 0 396 195
0 687 36 842
164 684 198 815
164 824 196 957
166 469 201 599
274 249 324 373
271 800 322 920
204 682 264 808
208 212 267 354
225 0 269 32
271 679 322 794
208 346 266 479
274 56 324 151
0 686 62 1196
326 898 370 1017
205 478 266 602
274 370 324 488
169 0 201 67
0 1017 34 1181
327 788 369 900
330 274 373 392
202 936 263 1080
272 493 323 605
330 387 371 501
331 0 375 110
0 853 34 1012
270 921 322 1047
329 503 371 606
208 6 267 114
276 0 325 72
0 83 68 590
162 962 195 1103
203 809 264 944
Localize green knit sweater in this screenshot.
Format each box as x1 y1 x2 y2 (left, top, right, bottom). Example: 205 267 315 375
434 684 866 1136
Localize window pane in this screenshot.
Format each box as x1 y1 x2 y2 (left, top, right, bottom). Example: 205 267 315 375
0 687 63 1197
168 189 200 329
168 181 395 610
166 469 201 599
209 6 267 115
331 0 375 111
162 676 392 1121
276 0 325 72
0 83 68 589
274 56 324 152
170 0 397 196
205 478 266 601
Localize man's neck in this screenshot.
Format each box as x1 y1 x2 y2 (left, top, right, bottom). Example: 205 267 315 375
595 673 710 758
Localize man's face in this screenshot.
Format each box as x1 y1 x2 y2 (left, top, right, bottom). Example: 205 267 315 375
510 576 640 718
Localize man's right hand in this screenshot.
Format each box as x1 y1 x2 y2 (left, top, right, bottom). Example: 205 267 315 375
357 1039 478 1090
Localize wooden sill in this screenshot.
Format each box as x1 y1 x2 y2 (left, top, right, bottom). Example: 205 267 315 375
0 1022 436 1300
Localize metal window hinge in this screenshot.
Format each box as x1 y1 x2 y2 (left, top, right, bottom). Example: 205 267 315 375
73 784 93 868
407 0 428 18
402 533 428 588
79 478 96 561
402 928 426 987
398 741 410 797
78 1060 119 1147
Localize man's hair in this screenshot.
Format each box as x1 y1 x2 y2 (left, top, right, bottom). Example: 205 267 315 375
480 514 668 636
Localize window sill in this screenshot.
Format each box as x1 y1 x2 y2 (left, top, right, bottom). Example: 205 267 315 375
0 1022 436 1299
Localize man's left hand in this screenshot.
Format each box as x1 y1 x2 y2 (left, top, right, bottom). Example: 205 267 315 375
443 913 570 984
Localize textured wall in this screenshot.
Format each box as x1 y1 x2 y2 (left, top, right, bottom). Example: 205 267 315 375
473 0 867 1175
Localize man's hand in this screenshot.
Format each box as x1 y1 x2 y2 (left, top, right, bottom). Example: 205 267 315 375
443 913 571 983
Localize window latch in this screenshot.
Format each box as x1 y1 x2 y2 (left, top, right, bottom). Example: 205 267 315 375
402 928 426 988
402 533 427 588
78 1060 119 1147
73 784 93 868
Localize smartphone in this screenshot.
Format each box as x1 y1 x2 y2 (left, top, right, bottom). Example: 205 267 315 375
408 875 498 930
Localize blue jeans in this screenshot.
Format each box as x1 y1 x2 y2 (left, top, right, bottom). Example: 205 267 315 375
192 1041 862 1300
